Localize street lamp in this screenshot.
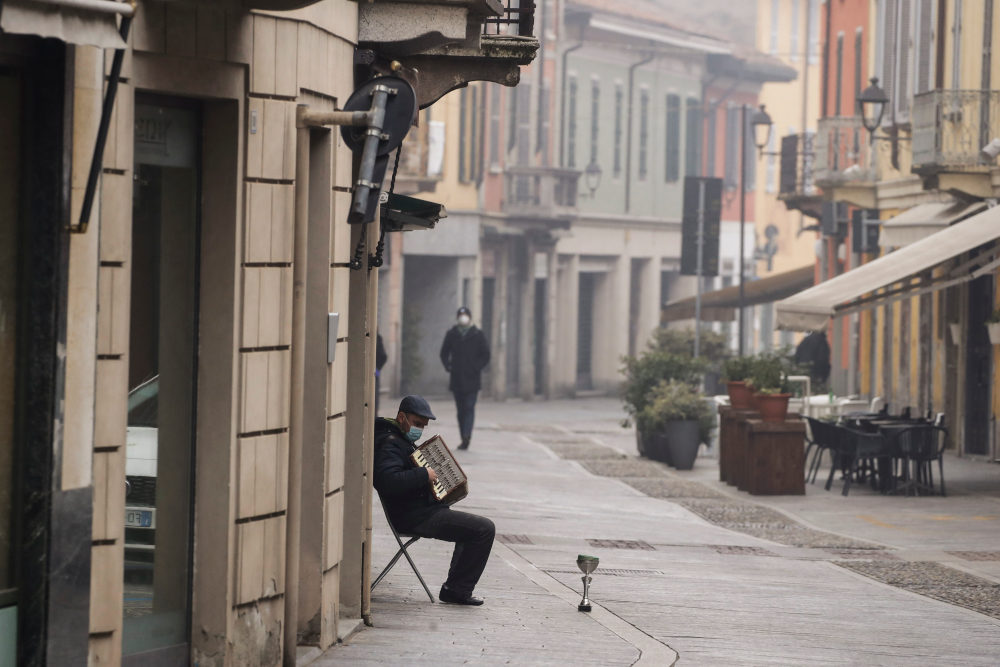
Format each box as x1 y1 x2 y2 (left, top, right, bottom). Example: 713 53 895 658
737 103 774 356
857 77 889 136
750 104 774 154
584 160 602 195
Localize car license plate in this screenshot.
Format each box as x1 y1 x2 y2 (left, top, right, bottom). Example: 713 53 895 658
125 508 154 528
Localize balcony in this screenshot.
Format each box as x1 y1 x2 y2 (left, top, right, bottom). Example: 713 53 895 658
814 117 875 186
503 166 580 225
358 0 539 108
912 89 1000 173
777 133 822 218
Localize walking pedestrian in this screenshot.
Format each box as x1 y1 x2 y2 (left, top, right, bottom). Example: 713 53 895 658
373 395 495 605
439 306 490 450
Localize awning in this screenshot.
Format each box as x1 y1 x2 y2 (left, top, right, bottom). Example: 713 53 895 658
878 199 986 248
662 264 815 322
776 204 1000 331
1 0 132 49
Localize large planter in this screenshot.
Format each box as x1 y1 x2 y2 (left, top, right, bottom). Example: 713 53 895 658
644 430 674 466
635 427 648 457
988 322 1000 345
661 419 701 470
755 393 792 423
726 381 753 410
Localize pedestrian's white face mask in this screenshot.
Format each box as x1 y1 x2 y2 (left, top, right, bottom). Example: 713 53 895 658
458 314 471 327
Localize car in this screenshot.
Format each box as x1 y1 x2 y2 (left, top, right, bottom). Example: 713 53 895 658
125 375 158 581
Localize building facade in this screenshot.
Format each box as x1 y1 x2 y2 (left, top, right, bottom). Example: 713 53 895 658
0 0 535 664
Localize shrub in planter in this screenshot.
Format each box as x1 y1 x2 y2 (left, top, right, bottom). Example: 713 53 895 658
638 380 714 469
747 352 792 422
620 346 706 428
721 356 755 409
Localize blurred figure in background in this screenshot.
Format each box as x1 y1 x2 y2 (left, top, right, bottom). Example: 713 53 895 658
439 307 490 450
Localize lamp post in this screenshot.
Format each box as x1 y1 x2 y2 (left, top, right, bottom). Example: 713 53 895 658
737 104 774 356
857 77 888 138
584 160 602 195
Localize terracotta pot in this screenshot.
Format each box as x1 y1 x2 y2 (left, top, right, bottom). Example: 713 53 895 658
726 381 753 410
755 393 792 423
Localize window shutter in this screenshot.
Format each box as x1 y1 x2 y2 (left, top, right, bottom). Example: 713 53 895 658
684 97 702 177
614 84 624 178
590 78 600 165
895 0 913 122
915 0 934 95
835 32 844 115
665 94 680 182
881 0 898 125
566 77 576 167
744 110 756 192
854 28 864 112
724 105 739 188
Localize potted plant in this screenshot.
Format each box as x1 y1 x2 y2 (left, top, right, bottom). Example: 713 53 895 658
722 356 755 410
637 380 714 469
747 353 792 423
987 309 1000 345
620 334 706 455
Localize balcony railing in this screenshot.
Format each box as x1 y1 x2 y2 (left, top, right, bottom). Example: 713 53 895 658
912 89 1000 171
813 116 874 186
503 166 580 220
778 132 818 201
483 0 535 37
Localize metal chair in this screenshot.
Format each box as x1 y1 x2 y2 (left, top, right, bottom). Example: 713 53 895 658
804 417 836 484
825 423 888 496
888 425 948 496
371 494 435 602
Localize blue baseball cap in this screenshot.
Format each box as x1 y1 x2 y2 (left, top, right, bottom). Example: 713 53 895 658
398 395 436 420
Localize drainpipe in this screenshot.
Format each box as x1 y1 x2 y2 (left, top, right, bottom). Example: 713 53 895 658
559 41 584 166
625 53 655 212
821 0 831 117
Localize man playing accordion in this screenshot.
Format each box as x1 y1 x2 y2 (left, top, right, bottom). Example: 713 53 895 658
373 395 495 605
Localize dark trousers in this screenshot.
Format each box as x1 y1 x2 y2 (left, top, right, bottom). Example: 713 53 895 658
409 508 495 596
453 389 479 442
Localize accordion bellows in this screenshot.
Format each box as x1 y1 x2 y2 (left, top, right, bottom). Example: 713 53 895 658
410 435 469 505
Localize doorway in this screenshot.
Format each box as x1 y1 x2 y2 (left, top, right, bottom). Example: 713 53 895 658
576 273 596 390
964 275 993 455
122 95 201 660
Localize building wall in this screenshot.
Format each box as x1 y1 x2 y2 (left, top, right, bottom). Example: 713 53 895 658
82 2 364 663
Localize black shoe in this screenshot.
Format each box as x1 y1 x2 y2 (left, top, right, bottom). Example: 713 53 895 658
439 587 484 605
457 439 469 450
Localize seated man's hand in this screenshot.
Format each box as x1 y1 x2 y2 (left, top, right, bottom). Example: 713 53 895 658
427 467 438 485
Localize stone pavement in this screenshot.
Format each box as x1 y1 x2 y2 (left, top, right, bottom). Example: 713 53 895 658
303 397 1000 666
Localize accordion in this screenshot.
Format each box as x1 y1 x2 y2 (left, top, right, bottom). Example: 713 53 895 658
410 435 469 505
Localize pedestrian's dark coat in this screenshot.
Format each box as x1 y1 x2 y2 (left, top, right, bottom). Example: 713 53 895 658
439 325 490 393
373 417 440 529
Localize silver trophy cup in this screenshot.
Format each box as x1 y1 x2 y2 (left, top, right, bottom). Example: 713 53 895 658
577 555 599 612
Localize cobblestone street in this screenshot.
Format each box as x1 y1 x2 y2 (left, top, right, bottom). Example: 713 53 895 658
305 397 1000 666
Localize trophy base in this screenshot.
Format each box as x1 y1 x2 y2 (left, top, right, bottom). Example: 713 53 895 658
578 603 592 612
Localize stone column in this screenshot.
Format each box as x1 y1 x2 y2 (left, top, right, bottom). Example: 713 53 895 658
491 240 510 400
519 239 536 399
544 246 559 399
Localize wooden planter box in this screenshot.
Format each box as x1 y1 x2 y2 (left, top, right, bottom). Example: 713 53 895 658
718 406 758 486
743 417 806 496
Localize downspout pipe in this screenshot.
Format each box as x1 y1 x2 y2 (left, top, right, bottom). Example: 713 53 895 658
559 41 584 166
625 53 655 212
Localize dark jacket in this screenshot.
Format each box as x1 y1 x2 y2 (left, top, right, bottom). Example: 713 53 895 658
439 325 490 393
373 417 441 529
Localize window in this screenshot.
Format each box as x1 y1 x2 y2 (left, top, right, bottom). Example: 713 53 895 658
567 75 577 168
914 0 935 94
536 84 549 160
769 0 780 54
790 0 800 61
808 0 821 64
705 100 717 176
590 78 600 165
724 104 739 188
665 94 681 182
490 85 501 164
638 88 649 180
854 28 864 112
614 83 624 177
744 110 756 192
765 132 777 193
684 97 702 176
835 32 844 115
879 0 914 124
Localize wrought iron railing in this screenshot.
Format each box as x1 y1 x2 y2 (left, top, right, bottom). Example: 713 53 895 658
503 166 579 218
483 0 535 37
778 132 817 200
813 116 874 186
912 89 1000 170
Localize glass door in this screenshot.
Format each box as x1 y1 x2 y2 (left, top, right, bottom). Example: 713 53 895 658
123 96 200 659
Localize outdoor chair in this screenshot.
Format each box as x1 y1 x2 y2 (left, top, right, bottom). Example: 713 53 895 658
825 423 888 496
371 493 435 602
804 417 837 484
888 424 948 496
